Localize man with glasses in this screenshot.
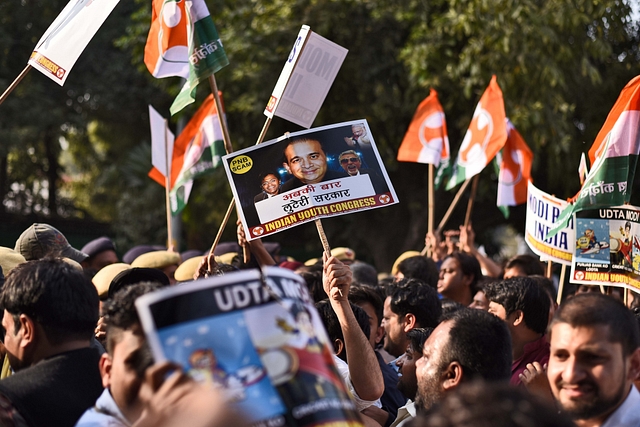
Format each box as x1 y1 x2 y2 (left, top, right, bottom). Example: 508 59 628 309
339 150 388 193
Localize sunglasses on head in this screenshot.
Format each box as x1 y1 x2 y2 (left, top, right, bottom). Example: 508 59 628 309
340 157 360 164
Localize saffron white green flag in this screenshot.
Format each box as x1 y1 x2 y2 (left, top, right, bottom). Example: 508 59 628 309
144 0 229 115
547 76 640 239
149 94 225 214
446 76 508 190
28 0 120 85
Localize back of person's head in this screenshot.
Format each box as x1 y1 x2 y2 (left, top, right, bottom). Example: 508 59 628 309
349 284 383 327
439 299 465 320
550 293 640 356
397 256 439 289
407 327 433 354
409 381 574 427
529 275 557 303
441 308 511 382
315 300 370 362
350 261 378 287
387 278 442 329
504 255 545 277
445 252 482 291
298 268 324 302
483 277 550 334
1 258 99 344
102 281 163 354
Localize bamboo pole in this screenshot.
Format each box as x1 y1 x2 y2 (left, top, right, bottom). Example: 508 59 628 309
464 175 480 227
163 120 174 251
436 178 473 232
315 218 343 297
0 65 31 106
208 201 235 257
557 264 566 305
427 164 435 258
546 260 552 279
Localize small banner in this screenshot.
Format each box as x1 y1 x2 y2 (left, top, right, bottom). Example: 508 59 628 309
525 181 575 265
28 0 120 85
223 120 398 240
136 267 365 427
264 26 348 128
571 205 640 292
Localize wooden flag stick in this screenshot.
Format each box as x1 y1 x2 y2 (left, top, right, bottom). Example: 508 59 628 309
427 164 435 257
599 284 606 294
557 264 566 305
624 288 629 306
464 175 480 227
207 75 251 263
315 218 342 297
546 260 552 278
209 200 235 257
164 120 174 251
0 64 31 106
436 178 472 232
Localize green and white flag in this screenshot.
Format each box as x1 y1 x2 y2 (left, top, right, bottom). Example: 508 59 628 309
547 76 640 239
144 0 229 115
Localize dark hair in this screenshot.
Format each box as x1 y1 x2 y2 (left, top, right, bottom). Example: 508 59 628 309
282 138 324 164
258 172 280 190
299 269 325 303
410 381 574 427
1 258 99 344
444 252 482 292
440 299 465 321
102 281 163 354
407 327 433 354
440 308 512 382
349 284 383 327
504 255 545 277
387 278 442 329
550 293 640 356
350 261 378 287
483 277 550 334
397 256 439 289
315 300 370 362
529 275 557 302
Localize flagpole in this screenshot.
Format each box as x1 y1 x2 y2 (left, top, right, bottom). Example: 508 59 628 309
208 200 235 257
0 65 31 106
427 164 435 257
436 178 472 232
206 74 251 263
557 264 566 305
315 218 343 297
163 120 174 251
464 175 479 227
546 261 552 278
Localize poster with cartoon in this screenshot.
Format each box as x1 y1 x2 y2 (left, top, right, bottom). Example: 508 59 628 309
136 268 363 427
571 205 640 292
222 120 398 240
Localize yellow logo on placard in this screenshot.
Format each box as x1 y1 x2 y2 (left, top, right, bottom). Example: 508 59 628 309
230 155 253 174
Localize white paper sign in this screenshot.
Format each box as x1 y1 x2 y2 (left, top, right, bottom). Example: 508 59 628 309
28 0 120 85
149 105 175 178
264 28 348 128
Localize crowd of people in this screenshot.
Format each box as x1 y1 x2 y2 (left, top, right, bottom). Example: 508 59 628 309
0 220 638 426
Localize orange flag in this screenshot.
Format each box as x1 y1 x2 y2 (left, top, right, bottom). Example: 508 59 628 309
497 120 533 207
397 89 450 166
446 75 507 190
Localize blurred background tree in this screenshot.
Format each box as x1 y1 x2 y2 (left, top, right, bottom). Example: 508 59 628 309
0 0 638 269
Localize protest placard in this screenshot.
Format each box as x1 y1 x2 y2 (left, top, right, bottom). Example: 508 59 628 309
28 0 120 85
570 205 640 292
525 182 575 265
136 267 364 427
264 26 348 128
222 120 398 240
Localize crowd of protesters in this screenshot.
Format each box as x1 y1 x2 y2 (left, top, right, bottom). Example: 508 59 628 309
0 221 637 426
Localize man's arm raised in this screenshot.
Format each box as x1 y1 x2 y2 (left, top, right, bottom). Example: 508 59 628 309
323 252 384 402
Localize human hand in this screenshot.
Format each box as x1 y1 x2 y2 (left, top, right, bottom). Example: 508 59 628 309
322 252 352 302
459 224 476 253
194 253 218 280
426 231 447 261
520 362 554 403
95 316 106 344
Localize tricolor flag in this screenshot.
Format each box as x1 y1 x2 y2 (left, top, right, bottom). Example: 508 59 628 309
578 152 588 185
397 89 451 188
547 75 640 239
144 0 229 115
446 75 508 190
28 0 120 85
149 94 225 214
495 119 533 218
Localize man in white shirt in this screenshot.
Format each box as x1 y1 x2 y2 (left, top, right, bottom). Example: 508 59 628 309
547 293 640 427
